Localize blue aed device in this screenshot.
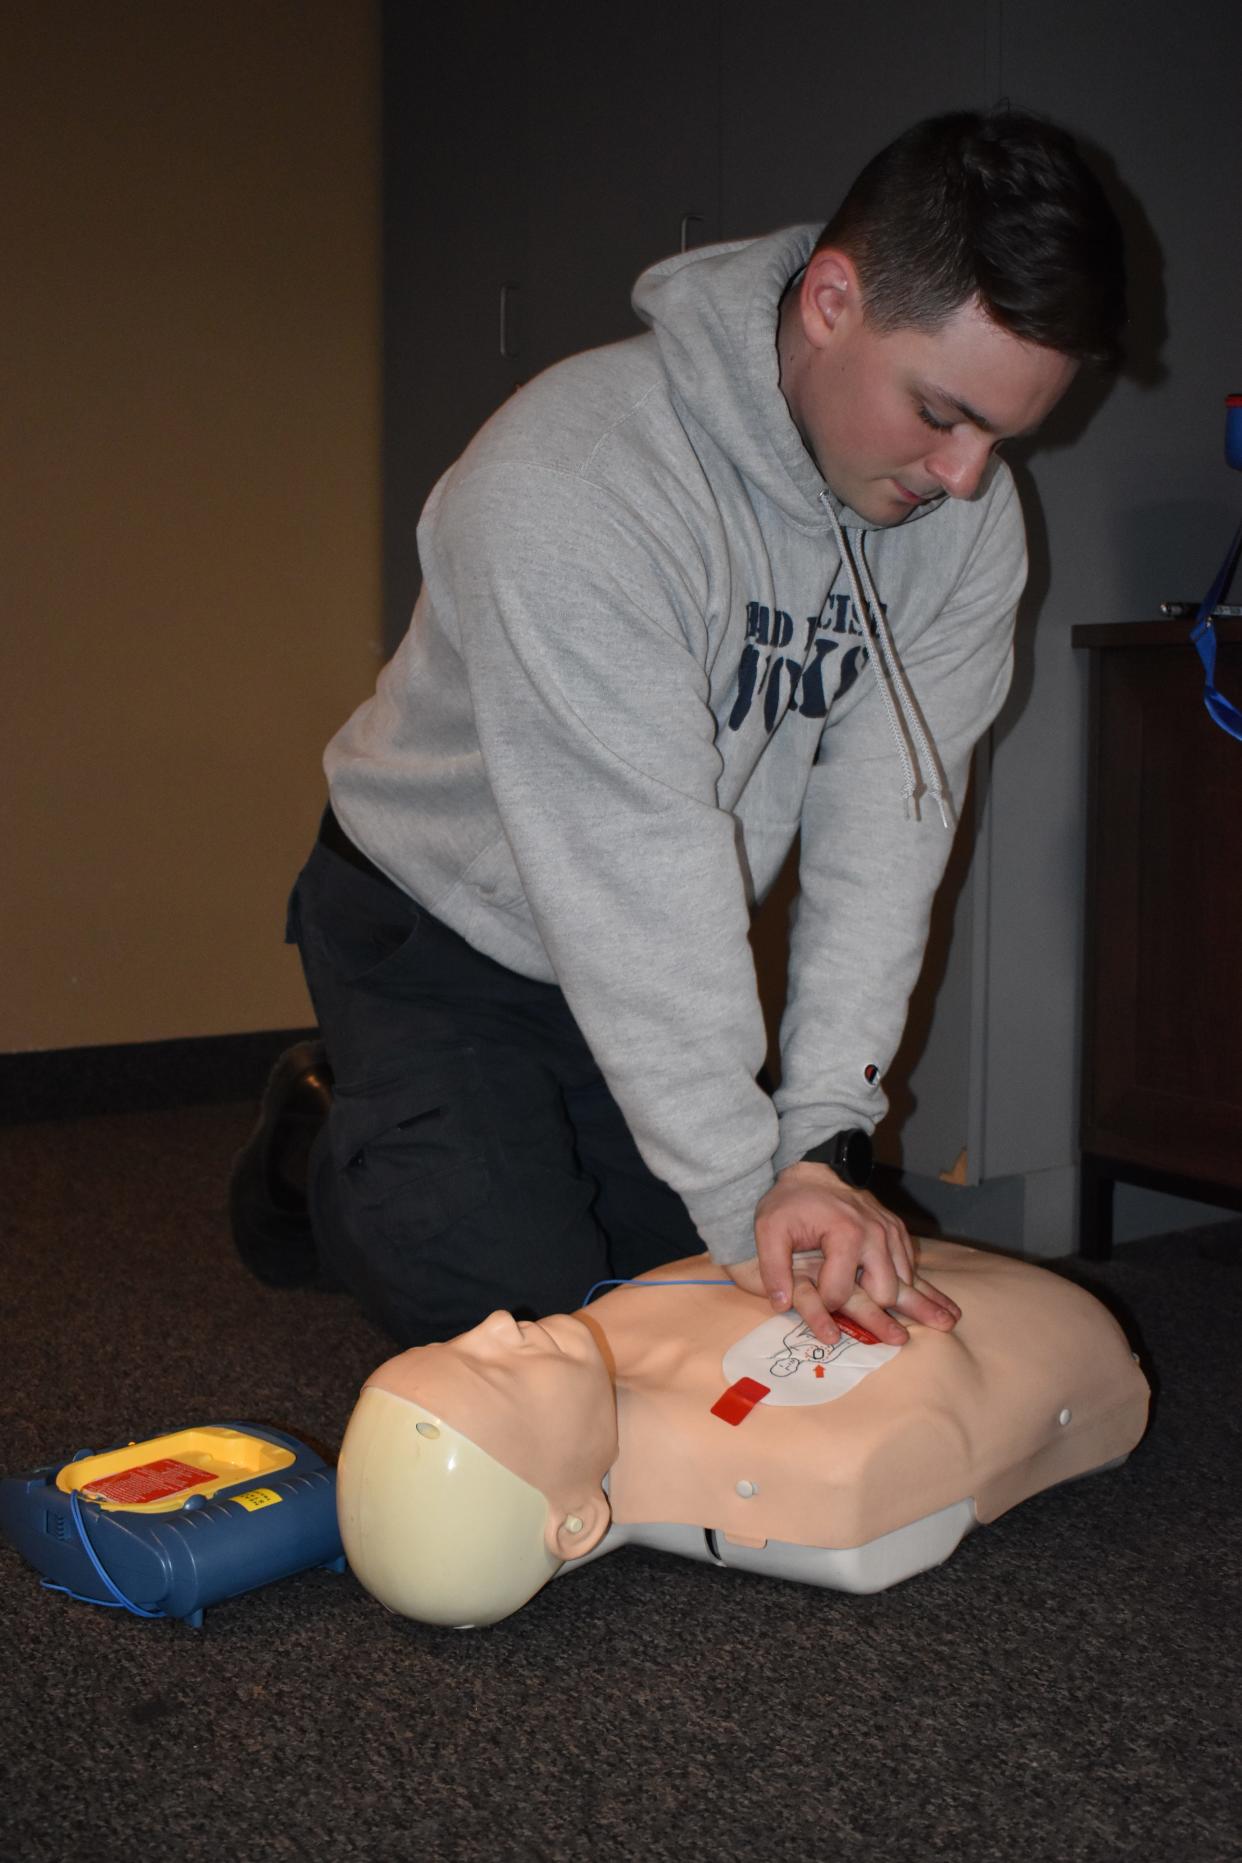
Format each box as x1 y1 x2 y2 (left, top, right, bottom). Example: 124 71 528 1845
0 1423 345 1626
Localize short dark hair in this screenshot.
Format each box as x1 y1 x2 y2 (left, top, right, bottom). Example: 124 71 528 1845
816 109 1127 369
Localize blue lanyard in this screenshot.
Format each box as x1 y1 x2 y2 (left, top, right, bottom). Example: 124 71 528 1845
1189 517 1242 742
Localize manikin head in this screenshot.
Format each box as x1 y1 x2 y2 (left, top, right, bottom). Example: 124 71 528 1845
337 1310 617 1627
779 109 1127 526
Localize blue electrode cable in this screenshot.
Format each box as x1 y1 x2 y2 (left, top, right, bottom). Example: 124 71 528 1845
1191 398 1242 741
1190 517 1242 743
41 1482 166 1618
580 1276 732 1306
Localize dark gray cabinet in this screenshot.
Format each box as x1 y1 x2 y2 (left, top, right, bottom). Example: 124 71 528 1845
1074 620 1242 1256
381 1 719 650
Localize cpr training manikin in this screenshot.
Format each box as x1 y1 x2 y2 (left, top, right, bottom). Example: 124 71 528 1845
336 1241 1150 1628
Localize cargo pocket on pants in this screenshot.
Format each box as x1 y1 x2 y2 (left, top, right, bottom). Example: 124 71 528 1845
328 1050 491 1257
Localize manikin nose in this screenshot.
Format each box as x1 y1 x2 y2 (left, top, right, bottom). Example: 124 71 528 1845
928 430 993 500
478 1309 526 1346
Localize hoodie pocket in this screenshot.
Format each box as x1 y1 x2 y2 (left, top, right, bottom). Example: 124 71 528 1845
457 835 528 914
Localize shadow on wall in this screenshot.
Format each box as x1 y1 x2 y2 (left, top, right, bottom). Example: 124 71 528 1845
882 762 982 1146
1001 134 1167 745
748 764 984 1143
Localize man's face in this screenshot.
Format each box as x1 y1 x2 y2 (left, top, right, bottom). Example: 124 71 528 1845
787 269 1078 528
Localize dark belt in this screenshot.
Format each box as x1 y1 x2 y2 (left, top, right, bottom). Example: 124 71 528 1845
318 803 401 894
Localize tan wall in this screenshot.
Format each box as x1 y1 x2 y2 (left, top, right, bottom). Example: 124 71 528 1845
2 3 381 1052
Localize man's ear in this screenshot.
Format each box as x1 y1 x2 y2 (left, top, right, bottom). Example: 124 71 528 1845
801 247 863 350
546 1492 610 1563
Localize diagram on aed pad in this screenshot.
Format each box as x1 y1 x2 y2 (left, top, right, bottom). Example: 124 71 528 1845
721 1313 900 1407
770 1319 860 1377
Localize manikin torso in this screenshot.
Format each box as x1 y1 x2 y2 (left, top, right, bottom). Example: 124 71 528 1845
351 1240 1149 1613
580 1241 1147 1553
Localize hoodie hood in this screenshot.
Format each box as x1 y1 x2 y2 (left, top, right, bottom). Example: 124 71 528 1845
635 225 953 821
632 225 943 537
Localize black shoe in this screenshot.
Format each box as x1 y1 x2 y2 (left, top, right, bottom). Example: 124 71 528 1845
229 1040 334 1288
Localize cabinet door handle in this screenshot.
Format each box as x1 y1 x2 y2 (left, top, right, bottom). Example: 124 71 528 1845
499 282 519 359
680 213 705 253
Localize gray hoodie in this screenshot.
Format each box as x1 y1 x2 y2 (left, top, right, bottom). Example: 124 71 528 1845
325 226 1025 1265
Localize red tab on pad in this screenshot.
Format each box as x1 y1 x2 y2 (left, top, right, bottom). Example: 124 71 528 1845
832 1312 882 1345
710 1377 771 1425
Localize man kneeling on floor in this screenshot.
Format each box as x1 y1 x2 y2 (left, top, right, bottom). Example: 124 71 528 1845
231 108 1126 1350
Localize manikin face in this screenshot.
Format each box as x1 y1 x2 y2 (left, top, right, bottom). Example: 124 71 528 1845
364 1310 618 1522
782 252 1078 528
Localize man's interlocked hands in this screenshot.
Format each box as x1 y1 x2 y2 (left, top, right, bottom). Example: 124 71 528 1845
725 1160 962 1346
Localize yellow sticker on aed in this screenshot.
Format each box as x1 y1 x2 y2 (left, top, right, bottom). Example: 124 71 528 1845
231 1487 282 1512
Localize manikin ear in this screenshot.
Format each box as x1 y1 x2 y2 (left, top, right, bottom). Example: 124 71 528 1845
546 1491 610 1563
800 247 864 351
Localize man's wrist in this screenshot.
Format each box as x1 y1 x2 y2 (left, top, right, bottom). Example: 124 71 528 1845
798 1127 874 1188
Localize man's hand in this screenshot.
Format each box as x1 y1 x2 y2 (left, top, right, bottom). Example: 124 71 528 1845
724 1161 961 1347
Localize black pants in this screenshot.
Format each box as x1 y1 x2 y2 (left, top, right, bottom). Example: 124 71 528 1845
287 826 701 1345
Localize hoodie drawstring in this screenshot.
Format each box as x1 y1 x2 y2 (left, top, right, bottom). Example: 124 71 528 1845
820 492 955 830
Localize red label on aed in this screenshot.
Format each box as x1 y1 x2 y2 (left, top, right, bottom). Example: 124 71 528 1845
81 1458 216 1506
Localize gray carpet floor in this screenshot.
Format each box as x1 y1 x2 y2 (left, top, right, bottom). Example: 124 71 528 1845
1 1103 1240 1863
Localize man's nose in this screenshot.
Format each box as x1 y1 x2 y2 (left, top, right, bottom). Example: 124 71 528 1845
927 430 993 500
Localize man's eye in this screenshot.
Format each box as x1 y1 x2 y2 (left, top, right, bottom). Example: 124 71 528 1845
917 406 953 433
